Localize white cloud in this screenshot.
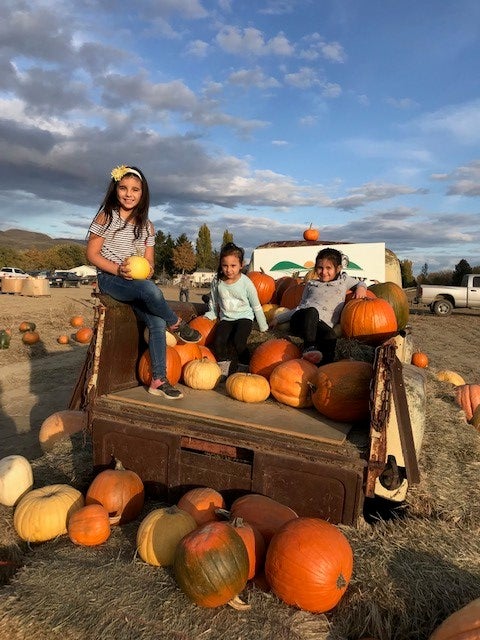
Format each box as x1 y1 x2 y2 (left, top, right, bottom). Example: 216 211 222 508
227 67 280 89
439 160 480 196
215 26 294 57
414 99 480 144
386 97 419 110
185 39 209 57
329 182 427 210
284 66 319 88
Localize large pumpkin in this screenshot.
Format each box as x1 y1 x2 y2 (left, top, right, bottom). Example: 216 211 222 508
311 360 373 423
250 338 301 379
265 517 353 613
226 372 271 403
186 316 216 346
247 271 275 305
229 517 266 580
38 409 86 452
429 596 480 639
280 282 305 309
340 298 397 344
435 370 466 386
177 487 225 526
269 358 318 408
137 346 182 386
455 384 480 422
173 521 249 608
183 357 221 390
174 342 203 370
67 504 111 546
136 505 197 566
0 455 34 507
85 459 144 525
229 494 298 544
14 484 84 542
368 281 410 331
274 276 298 305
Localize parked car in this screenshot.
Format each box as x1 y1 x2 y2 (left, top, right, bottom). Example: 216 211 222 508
49 271 83 288
0 267 29 278
414 274 480 316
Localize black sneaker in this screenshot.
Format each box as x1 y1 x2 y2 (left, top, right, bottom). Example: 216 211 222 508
148 379 184 399
175 321 202 343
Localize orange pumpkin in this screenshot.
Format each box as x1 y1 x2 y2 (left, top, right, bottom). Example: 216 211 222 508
344 288 376 303
85 459 145 525
303 224 319 241
229 517 266 580
57 335 69 345
229 493 298 544
137 346 182 386
19 321 36 333
340 297 397 344
265 517 353 613
177 487 225 526
411 351 429 368
455 384 480 422
199 345 217 362
250 338 301 380
274 276 298 305
311 360 373 423
429 596 480 640
67 504 111 546
185 316 216 346
368 281 410 331
69 315 84 328
248 271 276 305
22 331 40 345
174 342 203 369
280 282 305 309
75 327 93 344
269 358 318 408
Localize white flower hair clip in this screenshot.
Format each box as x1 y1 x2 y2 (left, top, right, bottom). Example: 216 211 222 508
110 165 143 181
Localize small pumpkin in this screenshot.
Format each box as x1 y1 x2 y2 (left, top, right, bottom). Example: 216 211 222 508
269 358 318 408
265 517 353 613
85 459 144 525
261 303 279 325
177 487 226 526
229 493 298 544
57 334 70 345
137 346 182 386
429 596 480 640
125 255 151 279
75 327 93 343
67 504 111 546
455 384 480 422
22 330 40 345
435 370 465 386
19 321 36 333
250 338 301 380
14 484 84 543
39 409 86 452
411 351 429 368
173 521 249 608
229 517 266 580
248 270 276 305
226 372 271 403
186 316 217 346
69 315 84 328
340 298 398 344
183 357 221 390
0 455 34 507
136 505 197 566
303 224 319 241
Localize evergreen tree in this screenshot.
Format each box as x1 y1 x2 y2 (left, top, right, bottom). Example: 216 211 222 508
399 259 416 287
195 224 214 270
221 229 233 247
154 230 175 278
418 262 429 283
452 259 471 285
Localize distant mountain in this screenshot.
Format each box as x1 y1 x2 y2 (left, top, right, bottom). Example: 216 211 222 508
0 229 85 251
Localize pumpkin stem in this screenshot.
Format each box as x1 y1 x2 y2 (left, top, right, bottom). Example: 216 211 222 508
228 595 251 611
114 458 125 471
336 572 347 589
215 508 231 519
307 381 317 392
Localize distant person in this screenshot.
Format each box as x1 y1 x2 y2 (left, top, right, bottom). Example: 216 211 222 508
86 164 201 399
271 247 367 365
179 273 190 303
204 242 268 377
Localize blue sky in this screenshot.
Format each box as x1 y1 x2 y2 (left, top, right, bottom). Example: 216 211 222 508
1 0 479 274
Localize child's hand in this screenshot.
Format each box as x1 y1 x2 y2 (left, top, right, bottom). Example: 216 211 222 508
119 260 133 280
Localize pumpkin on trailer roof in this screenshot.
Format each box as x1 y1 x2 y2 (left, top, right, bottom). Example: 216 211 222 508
303 224 319 241
247 270 276 305
264 517 353 613
186 315 216 346
269 358 318 408
136 505 197 566
226 372 271 403
0 455 33 507
340 297 397 344
138 346 182 386
183 357 221 390
273 276 298 305
368 281 410 331
249 338 301 380
280 281 305 309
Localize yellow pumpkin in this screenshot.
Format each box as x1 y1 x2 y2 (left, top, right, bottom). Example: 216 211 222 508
183 357 221 390
125 255 151 280
435 370 466 386
14 484 84 542
0 455 33 507
38 410 86 452
136 505 197 566
226 372 271 403
144 326 177 346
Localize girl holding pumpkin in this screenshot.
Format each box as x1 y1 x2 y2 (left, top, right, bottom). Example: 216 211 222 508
272 248 367 364
204 242 268 377
86 165 201 400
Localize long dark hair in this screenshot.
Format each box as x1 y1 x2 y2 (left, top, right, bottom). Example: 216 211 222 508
96 166 150 240
217 242 245 279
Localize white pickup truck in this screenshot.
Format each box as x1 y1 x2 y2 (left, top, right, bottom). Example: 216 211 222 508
415 273 480 316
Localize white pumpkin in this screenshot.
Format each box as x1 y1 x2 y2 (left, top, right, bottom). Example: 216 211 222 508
0 455 34 507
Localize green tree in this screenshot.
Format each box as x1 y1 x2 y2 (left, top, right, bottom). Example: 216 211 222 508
399 259 416 287
417 262 429 284
452 259 471 286
173 239 196 274
222 229 233 247
0 247 21 267
154 231 175 278
195 224 214 270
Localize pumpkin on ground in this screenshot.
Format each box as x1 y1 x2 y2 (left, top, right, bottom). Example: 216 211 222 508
67 504 111 546
303 224 319 241
249 338 301 379
137 346 182 386
57 334 70 345
265 517 353 613
173 521 249 608
471 405 480 431
229 493 298 544
38 409 86 452
340 297 397 344
429 596 480 639
435 370 466 386
0 455 34 507
455 384 480 422
186 316 216 346
19 321 36 333
226 372 271 403
22 330 40 345
69 316 84 328
177 487 225 526
228 517 266 580
125 255 151 279
247 271 276 305
367 281 410 331
14 484 84 543
75 327 93 344
183 357 221 390
85 459 144 525
136 505 197 566
411 351 429 368
269 358 318 408
311 360 373 423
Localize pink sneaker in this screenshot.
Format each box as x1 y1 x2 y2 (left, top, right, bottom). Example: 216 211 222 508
148 379 183 399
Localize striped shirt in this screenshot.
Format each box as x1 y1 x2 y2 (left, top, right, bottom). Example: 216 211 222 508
88 211 155 265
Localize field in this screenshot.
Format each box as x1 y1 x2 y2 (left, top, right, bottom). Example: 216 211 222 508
0 286 479 640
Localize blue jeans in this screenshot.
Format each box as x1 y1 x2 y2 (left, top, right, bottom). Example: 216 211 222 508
97 272 178 381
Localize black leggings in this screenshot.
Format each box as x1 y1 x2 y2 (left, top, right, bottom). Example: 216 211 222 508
289 307 337 364
212 318 253 364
